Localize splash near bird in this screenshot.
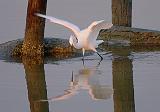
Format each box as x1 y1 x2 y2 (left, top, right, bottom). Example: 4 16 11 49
35 13 113 60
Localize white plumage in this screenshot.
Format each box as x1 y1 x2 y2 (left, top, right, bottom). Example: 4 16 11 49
35 13 113 60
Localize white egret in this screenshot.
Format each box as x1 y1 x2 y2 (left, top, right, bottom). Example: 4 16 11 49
35 13 113 60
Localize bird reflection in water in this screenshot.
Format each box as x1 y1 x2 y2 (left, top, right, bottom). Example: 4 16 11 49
46 61 113 101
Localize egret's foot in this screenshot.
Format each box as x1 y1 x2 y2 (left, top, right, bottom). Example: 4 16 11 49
97 59 102 67
71 71 74 82
81 55 85 60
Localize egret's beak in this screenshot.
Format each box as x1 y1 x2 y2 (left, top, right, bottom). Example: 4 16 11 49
69 36 73 46
69 41 73 46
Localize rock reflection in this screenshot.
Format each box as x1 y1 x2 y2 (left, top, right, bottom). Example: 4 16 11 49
22 56 49 112
50 62 113 101
112 47 135 112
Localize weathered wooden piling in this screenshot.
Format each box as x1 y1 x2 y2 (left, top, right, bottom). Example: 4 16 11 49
112 0 132 26
22 0 47 56
100 0 160 45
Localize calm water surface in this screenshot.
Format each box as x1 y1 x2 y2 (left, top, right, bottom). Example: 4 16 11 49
0 47 160 112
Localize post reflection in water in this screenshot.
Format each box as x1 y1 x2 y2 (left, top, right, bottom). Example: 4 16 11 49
22 56 49 112
50 61 113 101
21 46 135 112
112 47 135 112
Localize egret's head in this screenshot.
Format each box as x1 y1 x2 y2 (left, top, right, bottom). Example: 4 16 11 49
69 35 81 49
69 35 78 46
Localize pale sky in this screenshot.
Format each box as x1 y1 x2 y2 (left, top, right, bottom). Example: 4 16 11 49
0 0 160 43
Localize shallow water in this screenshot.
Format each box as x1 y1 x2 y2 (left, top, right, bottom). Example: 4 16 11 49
0 47 160 112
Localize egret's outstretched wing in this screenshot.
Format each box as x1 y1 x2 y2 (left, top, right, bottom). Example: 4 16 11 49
35 13 80 37
88 21 113 41
90 21 113 32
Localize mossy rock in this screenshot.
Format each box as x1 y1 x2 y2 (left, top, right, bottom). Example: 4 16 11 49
99 26 160 45
0 38 83 61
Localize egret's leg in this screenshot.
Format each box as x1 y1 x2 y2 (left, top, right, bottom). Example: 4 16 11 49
90 47 103 60
81 48 85 66
82 59 85 66
71 71 74 82
97 52 103 60
82 48 85 60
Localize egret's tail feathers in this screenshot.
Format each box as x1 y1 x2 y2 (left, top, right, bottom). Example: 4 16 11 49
96 40 104 45
95 40 104 48
106 23 113 29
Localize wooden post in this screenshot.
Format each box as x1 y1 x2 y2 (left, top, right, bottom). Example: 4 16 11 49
22 0 47 56
112 47 135 112
112 0 132 27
